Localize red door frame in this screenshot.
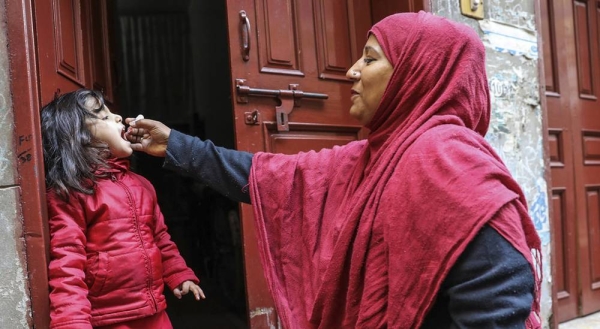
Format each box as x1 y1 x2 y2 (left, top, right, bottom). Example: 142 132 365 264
6 0 50 328
533 0 558 326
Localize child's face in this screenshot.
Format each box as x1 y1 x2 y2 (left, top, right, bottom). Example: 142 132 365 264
85 98 133 158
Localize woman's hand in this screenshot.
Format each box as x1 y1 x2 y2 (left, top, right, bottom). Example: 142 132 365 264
124 118 171 157
173 280 206 301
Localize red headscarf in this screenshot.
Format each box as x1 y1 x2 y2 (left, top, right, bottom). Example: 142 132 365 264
249 11 541 328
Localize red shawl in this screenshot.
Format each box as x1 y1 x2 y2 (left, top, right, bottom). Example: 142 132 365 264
249 11 541 328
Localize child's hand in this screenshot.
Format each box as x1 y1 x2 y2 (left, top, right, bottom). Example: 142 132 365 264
173 281 206 301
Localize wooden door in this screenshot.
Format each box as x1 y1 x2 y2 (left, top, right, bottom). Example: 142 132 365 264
572 0 600 316
223 0 424 327
35 0 116 106
541 0 579 322
541 0 600 322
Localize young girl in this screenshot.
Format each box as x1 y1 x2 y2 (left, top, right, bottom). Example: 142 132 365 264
41 89 205 329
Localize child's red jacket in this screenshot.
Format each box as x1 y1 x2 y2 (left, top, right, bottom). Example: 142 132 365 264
46 159 198 328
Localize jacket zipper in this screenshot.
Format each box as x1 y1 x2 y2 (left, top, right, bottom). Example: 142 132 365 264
112 173 159 311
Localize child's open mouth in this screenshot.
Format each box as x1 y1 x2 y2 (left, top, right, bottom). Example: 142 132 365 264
122 115 143 141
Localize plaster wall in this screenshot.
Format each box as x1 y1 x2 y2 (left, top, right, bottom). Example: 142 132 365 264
0 0 32 327
431 0 552 327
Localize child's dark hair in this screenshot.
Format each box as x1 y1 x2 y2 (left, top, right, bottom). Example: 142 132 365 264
41 89 110 199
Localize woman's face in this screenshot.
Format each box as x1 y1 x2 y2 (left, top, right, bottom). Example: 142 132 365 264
85 97 132 158
346 35 394 125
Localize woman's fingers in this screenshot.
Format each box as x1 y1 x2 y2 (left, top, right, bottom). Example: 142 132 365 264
125 127 148 142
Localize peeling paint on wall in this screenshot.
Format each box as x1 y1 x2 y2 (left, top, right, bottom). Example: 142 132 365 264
479 20 538 58
0 0 15 187
0 188 31 328
483 49 551 328
486 0 536 30
432 0 552 327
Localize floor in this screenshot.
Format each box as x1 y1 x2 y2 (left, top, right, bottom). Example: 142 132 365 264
560 312 600 329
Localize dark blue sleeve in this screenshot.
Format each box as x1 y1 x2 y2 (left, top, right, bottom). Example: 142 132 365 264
422 204 534 328
163 129 253 204
446 224 533 328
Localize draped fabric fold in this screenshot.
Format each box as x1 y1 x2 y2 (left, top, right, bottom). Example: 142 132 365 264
249 12 541 329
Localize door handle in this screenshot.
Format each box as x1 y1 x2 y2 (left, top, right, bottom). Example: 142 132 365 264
239 11 251 61
235 79 329 131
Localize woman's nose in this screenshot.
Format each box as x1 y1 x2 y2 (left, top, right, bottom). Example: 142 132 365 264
346 64 361 80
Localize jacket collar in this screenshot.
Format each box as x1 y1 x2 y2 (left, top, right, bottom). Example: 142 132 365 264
94 157 130 176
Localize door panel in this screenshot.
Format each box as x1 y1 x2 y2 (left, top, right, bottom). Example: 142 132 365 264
254 0 303 76
225 0 424 326
313 0 371 81
36 0 90 104
35 0 115 106
263 123 362 153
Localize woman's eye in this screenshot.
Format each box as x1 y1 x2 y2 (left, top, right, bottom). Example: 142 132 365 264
363 57 375 64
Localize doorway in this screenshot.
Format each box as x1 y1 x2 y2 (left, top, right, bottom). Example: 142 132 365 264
113 1 245 327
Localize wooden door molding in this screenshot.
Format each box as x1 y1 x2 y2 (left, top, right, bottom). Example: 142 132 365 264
35 0 90 104
6 0 50 328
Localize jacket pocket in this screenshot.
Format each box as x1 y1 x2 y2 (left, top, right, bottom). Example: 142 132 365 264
85 251 109 296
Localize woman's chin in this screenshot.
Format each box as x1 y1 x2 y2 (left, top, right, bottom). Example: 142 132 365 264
349 110 367 125
349 107 360 121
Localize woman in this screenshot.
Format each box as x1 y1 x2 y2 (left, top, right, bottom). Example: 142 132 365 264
126 12 541 328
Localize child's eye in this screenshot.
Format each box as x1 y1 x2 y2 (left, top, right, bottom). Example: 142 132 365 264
101 116 109 120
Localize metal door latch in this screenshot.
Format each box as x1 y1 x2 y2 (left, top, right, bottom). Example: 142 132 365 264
235 79 328 131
